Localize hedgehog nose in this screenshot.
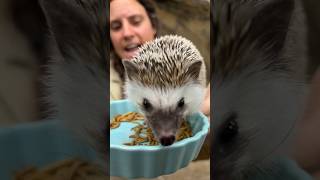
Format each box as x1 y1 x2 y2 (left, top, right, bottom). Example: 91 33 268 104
160 135 175 146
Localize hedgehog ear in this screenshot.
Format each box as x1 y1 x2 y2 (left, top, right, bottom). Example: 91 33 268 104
122 60 139 80
250 0 294 57
187 61 202 80
39 0 99 61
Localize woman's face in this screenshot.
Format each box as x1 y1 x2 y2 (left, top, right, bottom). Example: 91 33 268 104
110 0 156 60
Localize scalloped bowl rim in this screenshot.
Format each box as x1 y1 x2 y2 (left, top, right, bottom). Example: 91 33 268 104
110 99 210 151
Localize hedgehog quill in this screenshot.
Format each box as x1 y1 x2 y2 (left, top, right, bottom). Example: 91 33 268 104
40 0 108 174
212 0 308 179
123 35 207 146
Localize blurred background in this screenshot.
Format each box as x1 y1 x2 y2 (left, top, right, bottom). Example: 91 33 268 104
0 0 102 179
0 0 48 125
303 1 320 76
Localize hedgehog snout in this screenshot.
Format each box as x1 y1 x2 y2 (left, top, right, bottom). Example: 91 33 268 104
144 109 183 146
159 134 176 146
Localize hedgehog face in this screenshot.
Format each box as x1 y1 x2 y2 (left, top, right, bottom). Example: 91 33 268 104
212 71 306 179
125 81 204 146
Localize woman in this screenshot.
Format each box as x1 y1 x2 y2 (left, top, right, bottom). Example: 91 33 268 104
110 0 158 100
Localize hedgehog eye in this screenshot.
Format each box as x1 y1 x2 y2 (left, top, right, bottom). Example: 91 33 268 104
219 112 238 144
177 98 185 108
142 98 152 111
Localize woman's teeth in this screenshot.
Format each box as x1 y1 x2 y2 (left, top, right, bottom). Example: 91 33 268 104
125 44 140 52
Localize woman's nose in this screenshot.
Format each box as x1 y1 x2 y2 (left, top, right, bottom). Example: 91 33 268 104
122 21 134 39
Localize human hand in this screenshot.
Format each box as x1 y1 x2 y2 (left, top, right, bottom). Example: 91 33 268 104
201 83 210 118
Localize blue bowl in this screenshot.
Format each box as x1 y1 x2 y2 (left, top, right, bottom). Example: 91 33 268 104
0 120 98 180
110 99 210 178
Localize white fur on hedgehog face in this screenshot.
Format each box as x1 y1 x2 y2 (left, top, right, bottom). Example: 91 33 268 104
125 80 205 142
212 69 306 178
125 80 205 124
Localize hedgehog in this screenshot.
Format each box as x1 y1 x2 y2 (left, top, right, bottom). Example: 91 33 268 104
39 0 108 174
211 0 308 179
122 35 207 146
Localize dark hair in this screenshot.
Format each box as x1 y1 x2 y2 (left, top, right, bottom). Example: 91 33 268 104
138 0 158 31
110 0 158 80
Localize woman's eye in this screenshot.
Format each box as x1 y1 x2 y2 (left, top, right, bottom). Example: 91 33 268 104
110 21 121 31
129 15 143 26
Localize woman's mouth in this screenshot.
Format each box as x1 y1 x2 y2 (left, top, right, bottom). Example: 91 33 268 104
124 44 140 52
